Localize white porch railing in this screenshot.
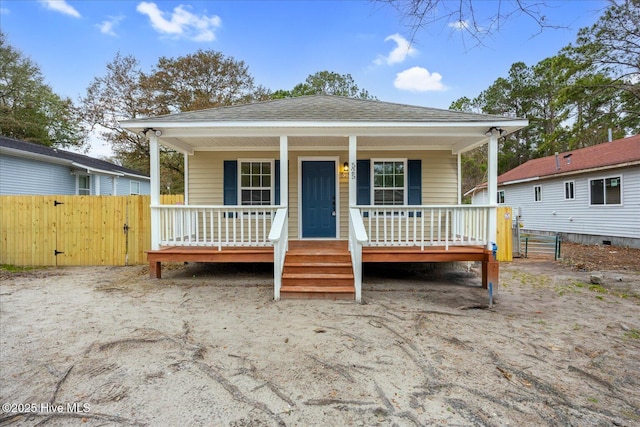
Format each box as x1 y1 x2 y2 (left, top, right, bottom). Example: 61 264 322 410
154 205 282 249
268 208 288 301
349 208 369 304
356 205 491 250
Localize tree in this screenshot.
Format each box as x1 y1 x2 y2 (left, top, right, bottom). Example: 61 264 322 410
379 0 563 46
0 32 83 147
275 71 376 99
564 0 640 128
81 50 268 194
145 49 271 113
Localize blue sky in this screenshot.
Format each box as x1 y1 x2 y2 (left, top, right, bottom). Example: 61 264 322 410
1 0 607 156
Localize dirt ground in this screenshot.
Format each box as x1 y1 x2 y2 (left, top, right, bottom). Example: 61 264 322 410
1 242 639 426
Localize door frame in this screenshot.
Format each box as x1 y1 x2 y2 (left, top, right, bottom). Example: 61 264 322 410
297 156 340 239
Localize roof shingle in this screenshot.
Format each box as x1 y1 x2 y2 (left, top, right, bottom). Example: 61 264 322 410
133 95 524 123
499 134 640 184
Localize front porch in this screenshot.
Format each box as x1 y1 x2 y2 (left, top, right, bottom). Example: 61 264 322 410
146 204 499 302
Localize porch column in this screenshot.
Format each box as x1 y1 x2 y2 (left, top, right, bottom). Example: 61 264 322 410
279 136 288 206
183 152 189 204
95 175 101 196
483 133 499 289
112 176 117 195
150 135 161 250
487 134 498 250
348 135 357 207
457 153 462 204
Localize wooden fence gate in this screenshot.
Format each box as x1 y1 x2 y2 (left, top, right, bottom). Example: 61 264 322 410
0 195 182 266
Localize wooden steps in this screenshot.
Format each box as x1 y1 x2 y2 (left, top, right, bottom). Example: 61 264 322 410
280 241 355 300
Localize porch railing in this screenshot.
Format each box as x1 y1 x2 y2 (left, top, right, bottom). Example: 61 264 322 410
268 208 289 301
154 205 281 249
356 205 491 250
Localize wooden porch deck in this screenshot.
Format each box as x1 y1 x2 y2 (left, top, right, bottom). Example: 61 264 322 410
147 241 498 297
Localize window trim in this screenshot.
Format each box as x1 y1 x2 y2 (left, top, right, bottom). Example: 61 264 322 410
130 181 140 195
533 185 542 202
497 190 505 204
370 158 408 206
564 180 575 200
77 174 91 196
237 158 275 206
589 175 622 206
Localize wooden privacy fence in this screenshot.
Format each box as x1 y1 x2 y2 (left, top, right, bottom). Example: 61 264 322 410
0 195 183 266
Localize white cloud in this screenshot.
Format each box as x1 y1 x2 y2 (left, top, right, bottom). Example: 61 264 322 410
374 33 418 66
394 67 447 92
136 2 221 42
97 16 124 37
39 0 80 18
448 20 470 30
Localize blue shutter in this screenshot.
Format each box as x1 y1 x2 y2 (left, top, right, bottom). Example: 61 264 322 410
407 160 421 205
274 160 280 205
408 160 421 217
223 160 237 205
356 160 370 205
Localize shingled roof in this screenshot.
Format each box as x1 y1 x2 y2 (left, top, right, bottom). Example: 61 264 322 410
0 136 149 179
499 134 640 185
128 95 524 124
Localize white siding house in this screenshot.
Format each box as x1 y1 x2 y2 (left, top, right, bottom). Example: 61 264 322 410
469 134 640 248
120 95 528 301
0 136 150 196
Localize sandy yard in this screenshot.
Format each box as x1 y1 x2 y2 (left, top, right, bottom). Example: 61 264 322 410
1 243 639 426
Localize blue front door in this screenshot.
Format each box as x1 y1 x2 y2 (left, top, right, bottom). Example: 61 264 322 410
301 161 336 238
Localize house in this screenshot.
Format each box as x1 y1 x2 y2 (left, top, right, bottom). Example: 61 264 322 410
468 134 640 248
0 136 150 195
120 95 528 301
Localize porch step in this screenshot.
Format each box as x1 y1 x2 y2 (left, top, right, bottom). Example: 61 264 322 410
280 241 355 300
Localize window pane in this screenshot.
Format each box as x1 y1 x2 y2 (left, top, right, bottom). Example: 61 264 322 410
591 179 604 205
395 174 404 187
252 175 260 187
394 162 404 174
241 190 251 203
241 163 250 174
251 163 260 174
373 190 383 204
384 163 393 174
384 175 393 187
392 190 404 204
261 190 271 205
262 175 270 187
606 177 621 204
241 175 250 187
263 163 271 174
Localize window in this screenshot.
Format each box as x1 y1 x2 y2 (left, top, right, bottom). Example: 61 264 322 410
372 160 406 205
130 181 140 195
564 181 575 200
497 190 505 204
239 160 272 205
534 185 542 202
590 176 621 205
78 175 91 195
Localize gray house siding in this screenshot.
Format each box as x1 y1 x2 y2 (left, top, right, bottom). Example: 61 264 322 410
0 154 76 195
499 165 640 247
0 153 151 196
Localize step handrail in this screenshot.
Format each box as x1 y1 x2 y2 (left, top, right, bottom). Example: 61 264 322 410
349 208 369 303
269 207 288 301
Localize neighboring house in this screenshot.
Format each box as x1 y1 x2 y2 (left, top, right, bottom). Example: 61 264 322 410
120 95 528 301
0 136 150 195
468 134 640 248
